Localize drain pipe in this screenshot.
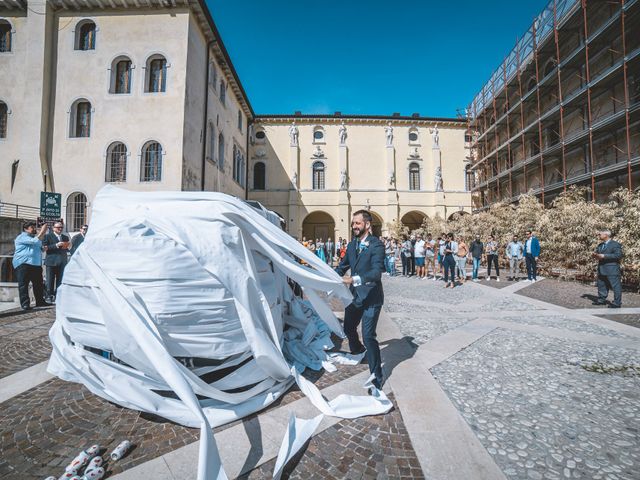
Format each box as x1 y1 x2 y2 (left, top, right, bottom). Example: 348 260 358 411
201 40 215 191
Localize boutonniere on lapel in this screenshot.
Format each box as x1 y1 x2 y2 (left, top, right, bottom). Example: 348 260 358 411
358 240 370 253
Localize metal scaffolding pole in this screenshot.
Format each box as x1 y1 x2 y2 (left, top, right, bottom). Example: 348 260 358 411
621 0 634 190
582 0 597 198
533 21 546 203
553 0 568 192
516 40 528 193
503 57 514 199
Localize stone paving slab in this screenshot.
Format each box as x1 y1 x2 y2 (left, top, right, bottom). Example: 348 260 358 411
431 328 640 480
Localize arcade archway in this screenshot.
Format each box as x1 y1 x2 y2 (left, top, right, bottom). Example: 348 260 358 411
302 211 336 242
401 210 427 233
369 211 383 237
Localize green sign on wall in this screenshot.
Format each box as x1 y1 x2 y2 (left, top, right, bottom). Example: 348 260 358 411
40 192 62 219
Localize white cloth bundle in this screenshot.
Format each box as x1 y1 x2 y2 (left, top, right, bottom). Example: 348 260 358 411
48 186 391 479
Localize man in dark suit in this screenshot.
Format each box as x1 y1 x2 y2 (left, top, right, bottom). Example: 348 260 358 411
43 220 70 302
70 224 88 255
592 229 623 308
325 237 334 266
335 210 386 392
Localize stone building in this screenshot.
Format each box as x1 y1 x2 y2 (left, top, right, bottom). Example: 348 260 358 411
0 0 252 232
0 0 471 241
248 115 471 240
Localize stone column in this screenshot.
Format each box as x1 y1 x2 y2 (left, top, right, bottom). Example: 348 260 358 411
385 146 399 236
432 143 446 218
288 145 301 238
338 144 350 241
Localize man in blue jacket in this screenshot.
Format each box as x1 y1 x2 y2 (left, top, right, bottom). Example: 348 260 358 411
335 210 385 391
524 229 541 282
13 221 49 310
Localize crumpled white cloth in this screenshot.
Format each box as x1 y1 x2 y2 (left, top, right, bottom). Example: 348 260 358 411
48 186 392 480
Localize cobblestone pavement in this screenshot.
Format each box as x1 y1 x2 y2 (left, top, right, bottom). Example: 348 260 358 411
4 272 639 480
516 278 640 309
240 394 425 480
432 329 640 480
0 306 54 378
380 274 640 480
0 307 372 479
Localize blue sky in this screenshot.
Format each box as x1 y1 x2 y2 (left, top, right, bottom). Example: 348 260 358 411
206 0 549 118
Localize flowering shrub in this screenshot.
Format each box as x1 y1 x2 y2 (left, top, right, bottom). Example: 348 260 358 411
414 187 640 288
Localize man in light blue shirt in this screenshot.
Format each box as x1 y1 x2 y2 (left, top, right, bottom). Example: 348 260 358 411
13 221 49 310
506 235 524 281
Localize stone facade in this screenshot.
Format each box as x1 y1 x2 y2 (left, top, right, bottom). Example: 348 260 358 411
0 0 251 232
1 1 471 240
248 116 471 240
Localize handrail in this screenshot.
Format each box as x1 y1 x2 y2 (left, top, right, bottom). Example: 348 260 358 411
0 202 40 220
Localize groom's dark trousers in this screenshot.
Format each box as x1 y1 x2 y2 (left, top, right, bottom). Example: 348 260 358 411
344 302 383 385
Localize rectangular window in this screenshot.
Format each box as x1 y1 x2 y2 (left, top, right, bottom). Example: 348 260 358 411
76 102 91 138
237 110 243 132
219 80 226 106
0 24 11 53
209 61 217 88
115 60 132 94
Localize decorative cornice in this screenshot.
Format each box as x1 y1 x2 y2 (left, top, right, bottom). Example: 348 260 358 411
254 114 465 127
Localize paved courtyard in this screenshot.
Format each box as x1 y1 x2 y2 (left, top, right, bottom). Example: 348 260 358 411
0 275 639 479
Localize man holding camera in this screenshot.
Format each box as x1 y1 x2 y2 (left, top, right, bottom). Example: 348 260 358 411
13 221 49 310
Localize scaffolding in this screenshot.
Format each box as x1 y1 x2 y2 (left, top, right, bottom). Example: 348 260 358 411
467 0 640 210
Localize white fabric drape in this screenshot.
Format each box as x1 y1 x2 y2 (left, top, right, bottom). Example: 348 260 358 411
48 186 391 479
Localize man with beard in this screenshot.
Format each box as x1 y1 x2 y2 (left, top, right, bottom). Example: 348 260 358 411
335 210 386 393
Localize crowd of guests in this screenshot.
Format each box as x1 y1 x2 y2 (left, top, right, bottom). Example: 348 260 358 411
301 230 542 289
12 220 88 310
381 230 541 288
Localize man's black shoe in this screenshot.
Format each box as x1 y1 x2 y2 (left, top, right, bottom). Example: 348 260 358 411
608 304 621 309
351 347 366 355
592 301 607 306
21 305 32 311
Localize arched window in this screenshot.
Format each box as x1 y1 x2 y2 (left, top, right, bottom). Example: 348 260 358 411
543 60 555 77
253 162 266 190
207 122 215 161
409 162 420 190
0 20 12 53
0 101 7 139
312 161 325 190
313 126 325 144
145 55 167 93
66 192 87 232
527 77 537 93
140 141 162 181
408 128 419 145
105 142 127 182
465 164 473 191
69 99 92 138
75 20 96 51
218 133 225 169
110 56 132 94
